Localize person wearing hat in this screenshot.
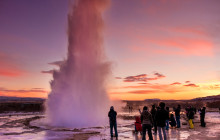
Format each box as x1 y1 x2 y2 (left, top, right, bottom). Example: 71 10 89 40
108 106 118 138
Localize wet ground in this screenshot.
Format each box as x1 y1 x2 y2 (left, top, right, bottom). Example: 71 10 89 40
0 112 219 140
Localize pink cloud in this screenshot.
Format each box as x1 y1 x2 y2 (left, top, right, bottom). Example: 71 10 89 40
149 37 213 57
169 26 207 36
0 70 22 77
0 52 24 77
115 77 122 79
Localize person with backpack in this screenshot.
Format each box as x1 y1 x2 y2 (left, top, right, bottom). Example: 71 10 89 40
141 106 153 140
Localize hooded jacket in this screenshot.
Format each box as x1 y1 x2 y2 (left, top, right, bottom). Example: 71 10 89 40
108 109 117 124
141 110 153 125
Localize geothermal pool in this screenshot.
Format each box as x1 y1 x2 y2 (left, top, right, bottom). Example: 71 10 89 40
0 111 219 140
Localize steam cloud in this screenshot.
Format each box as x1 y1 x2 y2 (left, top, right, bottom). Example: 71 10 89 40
46 0 111 128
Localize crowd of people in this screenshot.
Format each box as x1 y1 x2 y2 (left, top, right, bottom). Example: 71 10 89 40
108 102 207 140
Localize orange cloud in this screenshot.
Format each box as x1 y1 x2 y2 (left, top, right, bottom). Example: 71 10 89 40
128 90 159 94
170 82 181 85
0 87 48 98
139 82 147 84
110 90 157 95
109 81 220 100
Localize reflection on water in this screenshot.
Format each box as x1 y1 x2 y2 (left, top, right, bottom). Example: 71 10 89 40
131 129 190 140
0 112 220 140
206 112 220 123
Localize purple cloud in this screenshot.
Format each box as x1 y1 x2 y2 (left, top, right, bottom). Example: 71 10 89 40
184 83 199 87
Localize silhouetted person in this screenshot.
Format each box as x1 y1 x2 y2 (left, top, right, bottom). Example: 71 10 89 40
157 106 160 111
155 102 169 140
141 106 153 140
169 114 176 128
185 107 190 118
194 107 197 114
108 106 118 138
175 105 181 128
150 104 157 134
200 107 206 127
188 107 194 129
165 107 169 130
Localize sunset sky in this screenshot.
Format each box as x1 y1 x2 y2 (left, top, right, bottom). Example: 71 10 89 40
0 0 220 100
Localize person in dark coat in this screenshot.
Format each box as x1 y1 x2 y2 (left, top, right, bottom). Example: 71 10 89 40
108 106 118 137
150 104 157 134
169 114 176 128
200 107 206 127
193 107 197 114
175 105 181 128
185 107 189 118
155 102 169 140
141 106 153 140
165 107 170 130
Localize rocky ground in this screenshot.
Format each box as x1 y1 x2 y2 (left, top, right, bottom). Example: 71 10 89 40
0 111 219 140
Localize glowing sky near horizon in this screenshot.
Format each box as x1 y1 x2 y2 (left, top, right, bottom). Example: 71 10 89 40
0 0 220 100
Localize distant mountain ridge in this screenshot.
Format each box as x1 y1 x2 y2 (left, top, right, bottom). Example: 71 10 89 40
1 94 220 102
143 94 220 102
191 94 220 101
0 96 45 102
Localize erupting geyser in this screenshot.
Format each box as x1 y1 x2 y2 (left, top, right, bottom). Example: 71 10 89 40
46 0 111 128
